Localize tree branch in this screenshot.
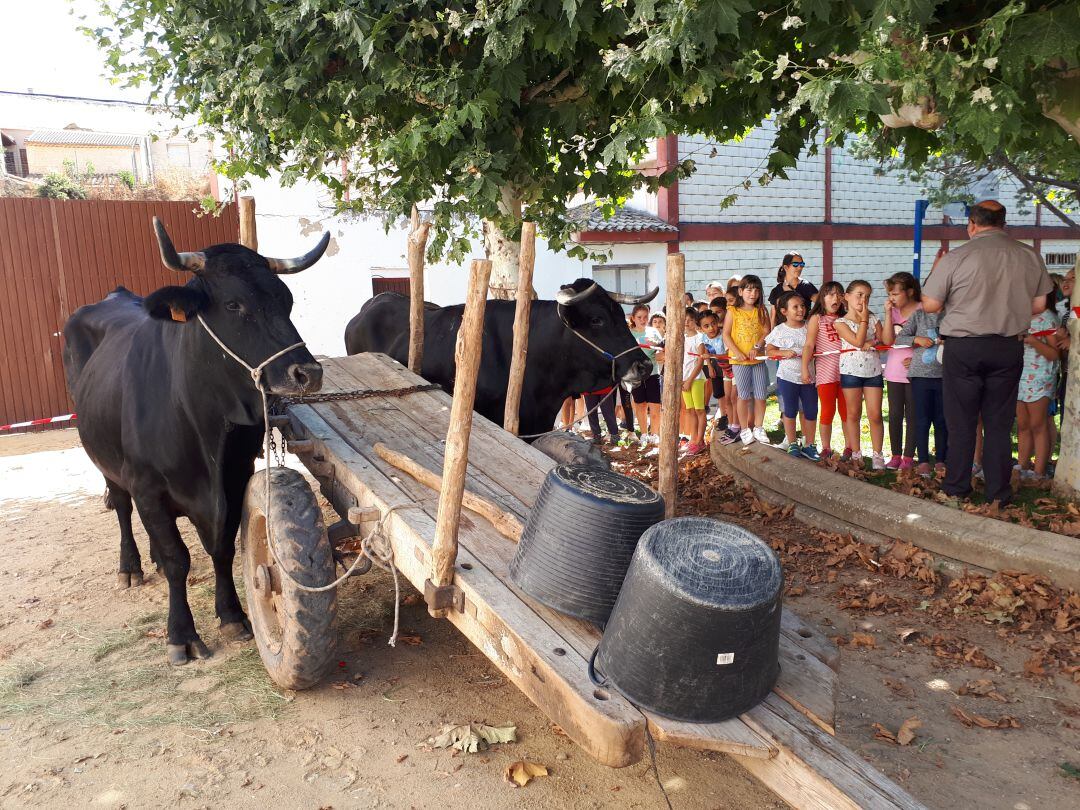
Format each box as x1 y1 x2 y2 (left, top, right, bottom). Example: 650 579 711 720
1019 172 1080 194
522 67 572 103
996 153 1080 231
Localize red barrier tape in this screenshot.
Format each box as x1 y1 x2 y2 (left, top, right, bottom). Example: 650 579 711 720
0 413 77 432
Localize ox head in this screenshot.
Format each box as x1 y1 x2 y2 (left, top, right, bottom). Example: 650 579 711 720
554 279 657 386
142 217 327 397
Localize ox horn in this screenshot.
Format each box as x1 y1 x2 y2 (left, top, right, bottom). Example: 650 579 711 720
153 217 205 273
266 232 332 274
555 282 599 306
608 286 660 305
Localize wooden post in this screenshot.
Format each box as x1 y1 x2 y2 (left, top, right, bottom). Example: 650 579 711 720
658 252 685 518
503 221 536 435
238 195 257 251
407 206 431 374
428 258 492 617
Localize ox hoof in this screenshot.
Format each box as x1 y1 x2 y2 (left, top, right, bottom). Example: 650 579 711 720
220 620 253 643
116 571 146 589
166 638 213 666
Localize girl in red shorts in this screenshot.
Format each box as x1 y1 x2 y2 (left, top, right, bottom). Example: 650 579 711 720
802 281 848 458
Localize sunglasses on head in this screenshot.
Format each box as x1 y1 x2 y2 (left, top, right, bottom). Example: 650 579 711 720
790 261 805 267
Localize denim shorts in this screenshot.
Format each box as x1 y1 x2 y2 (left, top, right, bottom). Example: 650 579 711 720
840 373 884 389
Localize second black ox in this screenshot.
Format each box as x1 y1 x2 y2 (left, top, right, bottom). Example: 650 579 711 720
344 279 656 438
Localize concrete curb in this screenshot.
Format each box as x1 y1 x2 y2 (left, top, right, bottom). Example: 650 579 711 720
711 438 1080 592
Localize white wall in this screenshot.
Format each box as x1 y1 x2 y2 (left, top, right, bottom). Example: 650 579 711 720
681 241 825 296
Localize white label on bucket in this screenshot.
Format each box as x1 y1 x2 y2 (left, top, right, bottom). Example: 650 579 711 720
716 653 734 665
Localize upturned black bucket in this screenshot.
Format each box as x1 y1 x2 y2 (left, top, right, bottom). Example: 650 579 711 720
509 464 664 625
595 517 783 722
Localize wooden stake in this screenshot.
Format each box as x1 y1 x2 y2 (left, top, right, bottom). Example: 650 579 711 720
407 206 432 374
238 195 257 251
658 253 685 518
503 221 536 435
429 258 492 616
374 442 523 543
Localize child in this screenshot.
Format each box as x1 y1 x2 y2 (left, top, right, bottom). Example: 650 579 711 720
723 274 771 446
766 292 820 460
802 281 848 457
834 280 885 468
880 273 922 470
681 307 707 455
1016 302 1062 481
698 310 728 435
893 308 947 477
628 304 663 443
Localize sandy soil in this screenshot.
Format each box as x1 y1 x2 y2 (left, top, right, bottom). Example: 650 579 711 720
0 429 784 809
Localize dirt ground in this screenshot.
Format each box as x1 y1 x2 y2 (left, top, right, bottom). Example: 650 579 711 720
0 429 784 810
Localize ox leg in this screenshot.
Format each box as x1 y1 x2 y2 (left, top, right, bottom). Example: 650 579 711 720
134 501 210 665
195 520 252 644
108 481 144 588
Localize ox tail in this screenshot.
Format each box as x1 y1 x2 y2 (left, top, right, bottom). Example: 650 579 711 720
103 486 115 511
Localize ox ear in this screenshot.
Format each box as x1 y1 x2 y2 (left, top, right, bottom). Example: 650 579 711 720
144 286 209 323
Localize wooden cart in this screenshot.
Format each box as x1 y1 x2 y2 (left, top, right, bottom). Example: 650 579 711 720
240 351 924 810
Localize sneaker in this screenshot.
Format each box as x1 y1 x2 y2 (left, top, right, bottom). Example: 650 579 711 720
972 463 984 481
820 448 834 460
684 441 704 456
871 452 886 471
718 429 739 446
840 448 852 462
917 462 933 478
717 415 729 432
850 451 864 466
787 443 803 459
885 455 902 470
800 444 821 462
776 438 791 452
740 428 755 446
899 456 915 470
1019 468 1039 482
752 426 770 445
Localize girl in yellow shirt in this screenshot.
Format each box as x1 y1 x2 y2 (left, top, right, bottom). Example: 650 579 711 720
723 275 772 446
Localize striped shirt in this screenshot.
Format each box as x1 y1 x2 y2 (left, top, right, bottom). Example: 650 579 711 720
814 313 843 385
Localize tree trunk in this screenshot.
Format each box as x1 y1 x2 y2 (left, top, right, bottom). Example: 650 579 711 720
658 253 685 518
483 186 523 300
407 206 431 374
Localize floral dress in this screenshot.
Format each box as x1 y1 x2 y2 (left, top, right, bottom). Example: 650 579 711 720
1019 309 1061 403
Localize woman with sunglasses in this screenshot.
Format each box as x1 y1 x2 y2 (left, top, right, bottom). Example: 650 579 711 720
769 253 818 325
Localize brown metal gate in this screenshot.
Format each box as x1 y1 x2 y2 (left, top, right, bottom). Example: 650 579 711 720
0 198 239 426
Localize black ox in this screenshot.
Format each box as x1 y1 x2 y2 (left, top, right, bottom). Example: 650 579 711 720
63 219 329 665
344 279 657 438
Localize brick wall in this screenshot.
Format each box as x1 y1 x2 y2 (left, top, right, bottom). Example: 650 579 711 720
833 241 913 313
681 241 825 299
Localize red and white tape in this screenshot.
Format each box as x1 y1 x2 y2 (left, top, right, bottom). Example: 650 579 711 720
0 413 76 433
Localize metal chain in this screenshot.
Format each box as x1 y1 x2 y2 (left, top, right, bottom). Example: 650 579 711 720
275 384 442 409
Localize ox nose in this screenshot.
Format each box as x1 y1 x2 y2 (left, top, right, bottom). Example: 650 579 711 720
624 359 652 384
288 362 323 393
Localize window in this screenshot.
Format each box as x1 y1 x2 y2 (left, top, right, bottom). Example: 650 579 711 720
592 263 649 297
1045 252 1077 269
166 142 192 168
372 277 410 296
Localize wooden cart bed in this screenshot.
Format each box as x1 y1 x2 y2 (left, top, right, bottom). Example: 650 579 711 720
282 352 923 810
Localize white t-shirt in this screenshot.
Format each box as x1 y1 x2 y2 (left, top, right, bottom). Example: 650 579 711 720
765 322 811 383
682 332 705 380
838 314 883 378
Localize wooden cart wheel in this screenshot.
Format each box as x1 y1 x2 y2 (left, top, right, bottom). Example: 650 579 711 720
241 467 337 690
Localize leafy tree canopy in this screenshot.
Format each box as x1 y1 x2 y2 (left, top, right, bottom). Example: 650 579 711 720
89 0 1080 279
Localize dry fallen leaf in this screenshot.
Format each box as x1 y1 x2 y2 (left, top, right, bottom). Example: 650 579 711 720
957 680 1007 702
397 632 423 646
897 717 922 746
897 627 920 643
505 759 549 787
850 632 877 648
400 593 424 607
951 706 1020 729
38 619 54 630
424 723 517 754
872 723 897 744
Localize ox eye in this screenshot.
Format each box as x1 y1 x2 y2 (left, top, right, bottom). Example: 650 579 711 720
590 317 604 327
225 301 243 313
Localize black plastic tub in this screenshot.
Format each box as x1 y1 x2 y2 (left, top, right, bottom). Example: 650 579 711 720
595 516 783 722
509 464 664 625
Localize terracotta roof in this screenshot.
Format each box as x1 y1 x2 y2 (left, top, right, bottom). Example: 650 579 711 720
569 204 678 233
26 128 142 147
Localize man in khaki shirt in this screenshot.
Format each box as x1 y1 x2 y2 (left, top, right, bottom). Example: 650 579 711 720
922 200 1054 505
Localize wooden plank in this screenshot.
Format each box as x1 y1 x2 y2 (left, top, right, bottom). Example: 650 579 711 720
740 696 925 810
776 639 837 735
781 609 840 672
289 402 646 768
